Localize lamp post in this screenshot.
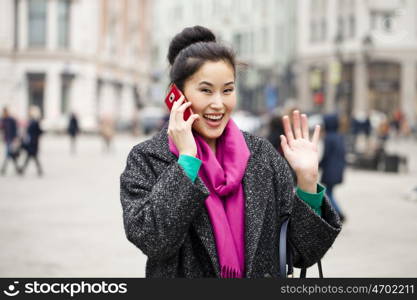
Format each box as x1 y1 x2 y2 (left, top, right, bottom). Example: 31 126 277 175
334 30 344 112
362 34 373 66
361 33 373 116
334 31 344 62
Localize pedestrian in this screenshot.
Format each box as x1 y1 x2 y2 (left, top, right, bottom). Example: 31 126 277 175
120 26 341 278
67 112 80 154
0 107 21 175
20 106 43 176
377 117 390 149
266 114 285 156
319 114 347 222
99 115 114 152
390 109 403 137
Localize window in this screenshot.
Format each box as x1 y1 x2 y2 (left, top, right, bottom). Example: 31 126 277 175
14 0 19 49
370 11 376 30
310 21 317 42
108 15 117 55
349 15 355 37
321 18 327 41
310 0 327 43
250 31 255 56
261 27 269 54
276 24 283 50
27 73 46 117
61 74 74 114
28 0 47 47
233 33 242 54
370 10 396 32
336 0 355 40
57 0 71 48
383 12 393 32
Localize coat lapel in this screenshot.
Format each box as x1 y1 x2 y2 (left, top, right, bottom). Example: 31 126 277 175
149 128 267 278
149 129 221 277
191 180 221 277
243 153 268 277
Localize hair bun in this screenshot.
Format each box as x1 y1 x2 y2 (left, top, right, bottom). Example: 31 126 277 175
168 26 216 65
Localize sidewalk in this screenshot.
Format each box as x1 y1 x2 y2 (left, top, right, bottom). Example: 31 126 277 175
0 134 147 277
320 138 417 277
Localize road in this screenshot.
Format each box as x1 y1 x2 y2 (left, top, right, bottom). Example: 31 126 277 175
1 133 416 277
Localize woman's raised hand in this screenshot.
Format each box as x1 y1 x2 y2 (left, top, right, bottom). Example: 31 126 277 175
167 96 200 157
280 110 321 193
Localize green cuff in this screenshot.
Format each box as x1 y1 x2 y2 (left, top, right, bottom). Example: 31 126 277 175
178 154 202 182
296 183 326 216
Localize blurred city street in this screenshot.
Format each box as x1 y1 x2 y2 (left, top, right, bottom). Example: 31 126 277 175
1 0 417 282
0 134 148 277
1 133 416 277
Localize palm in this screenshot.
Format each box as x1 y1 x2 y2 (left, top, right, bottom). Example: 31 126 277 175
283 137 319 174
280 111 321 175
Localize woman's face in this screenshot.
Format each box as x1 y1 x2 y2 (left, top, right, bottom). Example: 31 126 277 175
183 60 236 145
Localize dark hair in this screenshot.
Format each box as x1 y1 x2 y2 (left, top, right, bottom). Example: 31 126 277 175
167 26 236 91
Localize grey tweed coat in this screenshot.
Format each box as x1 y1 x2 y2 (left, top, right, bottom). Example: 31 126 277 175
120 128 341 278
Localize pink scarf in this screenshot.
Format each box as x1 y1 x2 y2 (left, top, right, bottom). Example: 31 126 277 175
169 119 250 278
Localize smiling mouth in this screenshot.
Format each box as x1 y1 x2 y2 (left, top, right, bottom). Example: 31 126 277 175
203 114 224 121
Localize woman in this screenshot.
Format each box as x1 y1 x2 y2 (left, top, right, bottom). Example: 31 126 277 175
67 112 79 154
120 26 341 278
0 107 21 175
99 114 115 153
21 106 43 176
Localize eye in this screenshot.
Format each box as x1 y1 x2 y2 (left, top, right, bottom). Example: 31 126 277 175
200 88 212 94
224 88 234 94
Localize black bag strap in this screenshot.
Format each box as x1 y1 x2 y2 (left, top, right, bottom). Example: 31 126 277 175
300 261 323 278
280 216 324 278
279 217 290 278
300 267 306 278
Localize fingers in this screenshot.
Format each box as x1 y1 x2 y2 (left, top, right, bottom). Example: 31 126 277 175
172 95 185 109
169 96 185 123
176 101 193 123
172 97 193 123
169 96 198 132
292 110 302 139
176 101 192 114
282 115 294 143
301 113 309 140
280 135 291 154
283 111 311 141
186 114 199 126
312 125 321 145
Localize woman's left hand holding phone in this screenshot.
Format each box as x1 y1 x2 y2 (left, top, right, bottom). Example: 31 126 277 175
167 96 200 157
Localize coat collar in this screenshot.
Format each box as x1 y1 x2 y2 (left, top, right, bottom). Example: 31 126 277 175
145 128 267 277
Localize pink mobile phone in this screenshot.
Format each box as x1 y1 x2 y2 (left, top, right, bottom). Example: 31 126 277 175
164 84 192 121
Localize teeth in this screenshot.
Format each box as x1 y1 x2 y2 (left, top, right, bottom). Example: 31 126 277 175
204 114 223 121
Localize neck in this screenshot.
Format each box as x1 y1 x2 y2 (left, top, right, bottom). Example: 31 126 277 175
204 138 217 155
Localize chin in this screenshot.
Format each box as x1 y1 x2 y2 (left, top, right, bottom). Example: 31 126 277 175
194 124 226 141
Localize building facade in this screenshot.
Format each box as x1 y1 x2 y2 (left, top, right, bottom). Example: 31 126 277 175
0 0 151 131
297 0 417 127
150 0 297 114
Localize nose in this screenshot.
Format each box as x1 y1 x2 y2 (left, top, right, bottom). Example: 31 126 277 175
209 92 224 109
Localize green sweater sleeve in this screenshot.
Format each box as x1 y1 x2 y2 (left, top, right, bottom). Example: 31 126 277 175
179 154 325 216
296 183 326 216
178 154 202 182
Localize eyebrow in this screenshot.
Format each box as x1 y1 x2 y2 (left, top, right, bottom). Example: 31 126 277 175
199 81 235 87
